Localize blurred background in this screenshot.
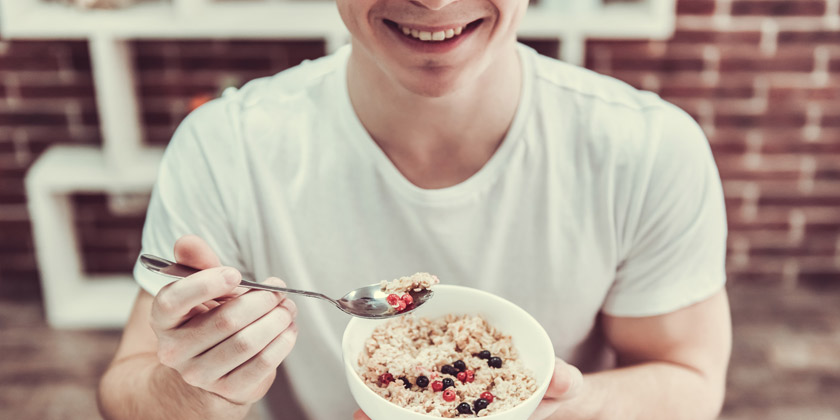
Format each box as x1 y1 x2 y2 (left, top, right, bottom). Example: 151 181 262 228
1 0 839 418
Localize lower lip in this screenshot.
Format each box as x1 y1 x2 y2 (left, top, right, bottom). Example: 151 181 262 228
384 19 482 54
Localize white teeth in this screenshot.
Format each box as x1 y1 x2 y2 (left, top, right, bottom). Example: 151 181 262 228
397 23 467 42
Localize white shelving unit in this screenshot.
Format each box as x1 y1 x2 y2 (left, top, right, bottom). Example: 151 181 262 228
2 0 676 329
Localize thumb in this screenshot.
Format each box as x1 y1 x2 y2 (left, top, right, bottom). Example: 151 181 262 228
543 358 583 400
174 234 221 270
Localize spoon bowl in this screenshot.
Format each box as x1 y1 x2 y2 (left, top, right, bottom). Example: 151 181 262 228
139 254 433 319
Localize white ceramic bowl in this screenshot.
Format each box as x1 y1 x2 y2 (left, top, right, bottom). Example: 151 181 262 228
342 285 555 420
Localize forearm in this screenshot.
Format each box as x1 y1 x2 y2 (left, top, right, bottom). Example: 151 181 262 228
98 353 251 420
552 362 724 420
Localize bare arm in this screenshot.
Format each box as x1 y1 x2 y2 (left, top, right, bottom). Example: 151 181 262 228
533 289 732 420
98 235 298 420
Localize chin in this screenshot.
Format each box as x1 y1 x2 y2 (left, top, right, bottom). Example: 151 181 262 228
399 67 471 98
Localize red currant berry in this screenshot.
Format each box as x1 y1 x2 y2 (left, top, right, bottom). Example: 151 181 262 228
457 371 467 382
401 293 414 305
378 372 394 386
396 300 407 311
386 294 400 308
431 380 443 392
480 391 494 403
442 389 456 402
465 369 475 383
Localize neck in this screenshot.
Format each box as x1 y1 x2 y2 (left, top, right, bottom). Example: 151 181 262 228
346 41 522 189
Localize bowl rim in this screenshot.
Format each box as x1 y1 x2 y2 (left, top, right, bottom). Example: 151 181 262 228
341 284 556 419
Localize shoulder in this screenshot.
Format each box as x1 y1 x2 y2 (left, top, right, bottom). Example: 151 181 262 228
173 47 346 149
524 46 707 160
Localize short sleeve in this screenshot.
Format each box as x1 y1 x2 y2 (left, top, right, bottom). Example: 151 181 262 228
603 104 727 317
133 99 244 296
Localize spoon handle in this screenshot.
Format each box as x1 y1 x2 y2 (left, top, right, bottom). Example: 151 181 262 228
139 254 338 305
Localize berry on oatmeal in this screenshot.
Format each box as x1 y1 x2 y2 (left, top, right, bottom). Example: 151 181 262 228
480 391 494 403
453 360 466 372
457 371 467 382
378 372 393 386
442 389 456 402
401 293 414 305
488 356 503 368
477 350 491 359
457 402 473 414
386 294 400 308
465 369 475 383
441 364 457 376
442 377 454 390
399 376 411 389
431 380 443 392
416 375 429 388
473 398 489 412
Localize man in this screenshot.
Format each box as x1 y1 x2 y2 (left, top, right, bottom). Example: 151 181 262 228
98 0 732 419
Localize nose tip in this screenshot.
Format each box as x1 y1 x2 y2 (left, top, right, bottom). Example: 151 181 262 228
410 0 458 11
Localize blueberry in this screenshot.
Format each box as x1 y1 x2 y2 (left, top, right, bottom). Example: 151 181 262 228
477 350 491 359
473 398 489 412
399 376 411 389
416 375 429 388
441 365 458 375
457 402 473 414
488 356 502 368
453 360 466 372
442 377 454 390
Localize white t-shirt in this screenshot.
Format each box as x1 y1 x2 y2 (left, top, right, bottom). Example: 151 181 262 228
134 44 727 419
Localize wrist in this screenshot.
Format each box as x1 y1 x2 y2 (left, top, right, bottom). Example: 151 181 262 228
152 364 252 420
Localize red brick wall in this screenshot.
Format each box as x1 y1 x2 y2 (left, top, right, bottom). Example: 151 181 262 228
586 0 840 292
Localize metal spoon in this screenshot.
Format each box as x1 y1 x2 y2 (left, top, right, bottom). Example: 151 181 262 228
139 254 433 319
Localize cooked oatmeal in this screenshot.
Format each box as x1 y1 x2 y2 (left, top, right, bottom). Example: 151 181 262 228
357 314 537 417
380 273 440 295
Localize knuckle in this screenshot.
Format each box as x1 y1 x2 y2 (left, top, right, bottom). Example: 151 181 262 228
278 325 299 348
274 307 293 329
232 334 255 356
154 294 176 317
253 353 275 372
213 310 237 332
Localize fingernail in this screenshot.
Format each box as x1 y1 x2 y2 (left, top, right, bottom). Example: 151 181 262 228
222 268 240 285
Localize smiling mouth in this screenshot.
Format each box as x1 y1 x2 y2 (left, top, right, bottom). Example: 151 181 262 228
383 19 483 42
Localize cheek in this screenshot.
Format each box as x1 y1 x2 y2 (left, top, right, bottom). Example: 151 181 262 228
336 1 366 37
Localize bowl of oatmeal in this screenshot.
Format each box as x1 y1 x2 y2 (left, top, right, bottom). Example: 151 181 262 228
342 284 555 419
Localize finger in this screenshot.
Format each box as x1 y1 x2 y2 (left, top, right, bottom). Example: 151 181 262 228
353 409 371 420
174 234 221 269
152 266 242 330
192 303 296 382
173 283 293 359
543 358 583 400
216 322 299 400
